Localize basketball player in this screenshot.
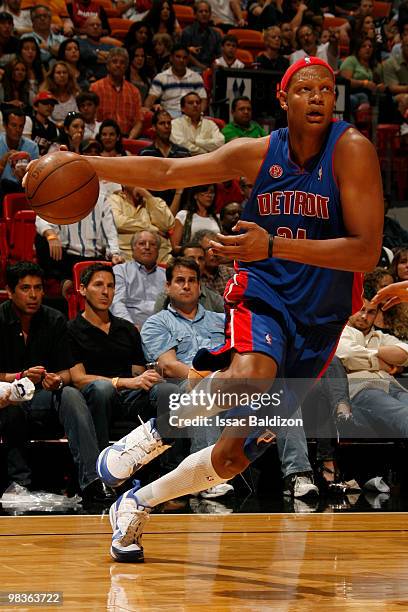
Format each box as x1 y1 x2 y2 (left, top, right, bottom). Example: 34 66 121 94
86 57 383 562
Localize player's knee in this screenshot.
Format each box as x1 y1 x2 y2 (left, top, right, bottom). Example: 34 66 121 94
212 442 250 479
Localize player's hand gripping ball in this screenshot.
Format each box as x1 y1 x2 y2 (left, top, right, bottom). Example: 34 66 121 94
25 151 99 224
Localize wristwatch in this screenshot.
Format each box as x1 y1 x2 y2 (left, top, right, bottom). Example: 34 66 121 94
57 378 64 390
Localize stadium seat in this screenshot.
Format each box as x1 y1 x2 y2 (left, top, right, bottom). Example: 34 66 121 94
373 1 391 18
8 210 37 264
0 220 8 287
323 16 348 28
205 116 225 130
96 0 120 17
3 193 37 263
140 110 154 138
123 138 153 155
173 4 194 27
3 192 31 230
66 260 113 319
228 28 265 55
236 48 254 65
376 124 406 200
108 17 133 39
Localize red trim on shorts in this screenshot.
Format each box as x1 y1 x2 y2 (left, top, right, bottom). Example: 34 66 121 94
231 302 254 352
351 272 364 314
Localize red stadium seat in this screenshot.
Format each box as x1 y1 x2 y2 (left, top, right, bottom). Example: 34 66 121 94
373 1 391 18
140 110 154 138
205 116 225 130
66 260 113 319
3 193 37 263
0 220 8 287
236 48 254 65
323 16 348 28
173 4 194 27
8 210 37 263
3 192 31 226
228 28 265 55
123 138 153 155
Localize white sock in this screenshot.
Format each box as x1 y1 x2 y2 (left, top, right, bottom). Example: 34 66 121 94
136 445 229 508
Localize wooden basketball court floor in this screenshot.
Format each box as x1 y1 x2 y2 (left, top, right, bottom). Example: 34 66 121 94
1 512 408 611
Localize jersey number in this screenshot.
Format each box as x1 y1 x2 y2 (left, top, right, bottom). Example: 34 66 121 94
277 227 307 239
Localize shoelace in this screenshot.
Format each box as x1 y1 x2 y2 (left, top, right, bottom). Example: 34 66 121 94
133 508 150 546
120 417 161 460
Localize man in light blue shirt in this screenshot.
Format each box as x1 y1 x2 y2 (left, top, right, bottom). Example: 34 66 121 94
141 256 228 497
141 258 225 369
0 109 39 190
110 230 166 328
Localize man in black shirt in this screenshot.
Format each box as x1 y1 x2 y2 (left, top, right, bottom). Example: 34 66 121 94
31 91 59 156
139 109 190 208
68 263 161 451
0 262 112 501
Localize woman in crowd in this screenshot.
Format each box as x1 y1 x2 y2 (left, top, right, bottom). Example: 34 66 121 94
56 111 85 154
57 39 91 91
0 57 31 111
124 21 153 53
96 119 127 157
41 61 79 127
172 184 221 251
127 45 151 102
256 26 289 71
152 32 172 72
142 0 180 38
339 37 385 112
19 37 45 103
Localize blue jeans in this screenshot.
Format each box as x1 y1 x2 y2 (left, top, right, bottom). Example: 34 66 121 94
81 380 154 451
1 387 100 490
352 383 408 438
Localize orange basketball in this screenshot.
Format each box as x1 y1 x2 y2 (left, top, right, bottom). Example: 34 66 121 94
25 151 99 224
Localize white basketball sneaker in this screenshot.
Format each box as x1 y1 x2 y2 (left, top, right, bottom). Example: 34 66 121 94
0 377 35 402
97 418 171 488
110 481 151 563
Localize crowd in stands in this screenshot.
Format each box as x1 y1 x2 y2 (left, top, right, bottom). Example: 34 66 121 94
0 0 408 507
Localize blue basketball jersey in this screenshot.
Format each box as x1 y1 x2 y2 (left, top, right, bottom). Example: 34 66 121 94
239 120 363 326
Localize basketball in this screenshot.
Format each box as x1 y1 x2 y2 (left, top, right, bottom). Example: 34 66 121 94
25 151 99 224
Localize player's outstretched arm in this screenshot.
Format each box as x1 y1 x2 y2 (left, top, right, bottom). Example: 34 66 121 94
84 137 268 190
210 130 383 273
372 281 408 310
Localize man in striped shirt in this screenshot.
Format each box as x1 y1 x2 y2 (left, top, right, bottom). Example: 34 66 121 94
145 45 207 118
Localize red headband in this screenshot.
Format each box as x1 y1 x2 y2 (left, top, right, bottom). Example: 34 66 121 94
280 57 335 92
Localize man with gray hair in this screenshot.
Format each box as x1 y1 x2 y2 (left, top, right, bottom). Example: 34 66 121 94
111 230 166 328
90 47 142 137
22 5 65 64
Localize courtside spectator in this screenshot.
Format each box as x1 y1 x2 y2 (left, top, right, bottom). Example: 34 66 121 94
76 90 101 139
290 24 339 70
111 230 166 327
31 90 59 155
22 5 65 65
256 26 289 71
76 16 115 81
68 263 160 451
0 11 19 67
172 185 222 251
